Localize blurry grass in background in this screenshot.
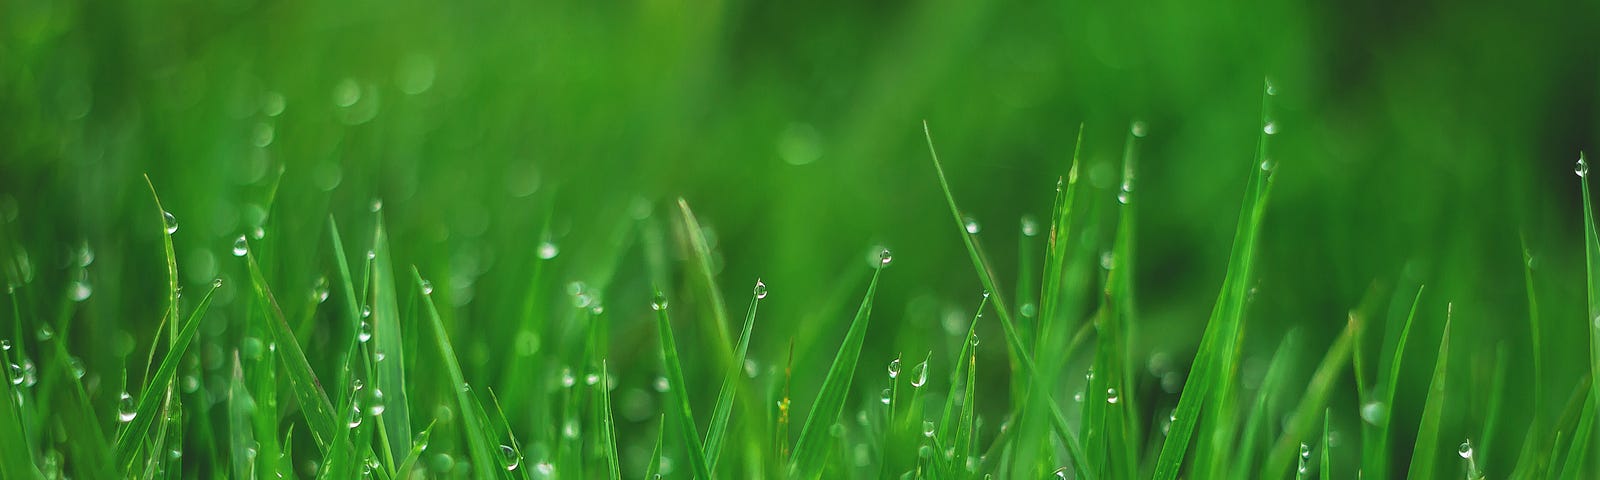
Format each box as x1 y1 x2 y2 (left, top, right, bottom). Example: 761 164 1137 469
1 0 1599 477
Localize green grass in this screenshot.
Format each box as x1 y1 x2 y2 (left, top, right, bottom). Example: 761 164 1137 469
1 76 1596 479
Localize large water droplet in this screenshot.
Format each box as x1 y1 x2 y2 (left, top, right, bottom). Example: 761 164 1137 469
1578 154 1590 178
910 359 928 388
1263 121 1278 135
888 356 901 379
1131 121 1148 138
358 321 372 343
963 216 981 234
1299 442 1311 459
501 445 521 471
1458 439 1473 459
348 402 363 428
537 241 559 260
162 211 178 234
560 367 576 388
118 392 137 422
69 281 91 302
420 279 433 295
754 279 768 299
1360 401 1385 425
367 388 386 416
880 388 892 405
232 236 249 257
653 375 669 392
651 292 669 311
1020 215 1039 237
922 420 935 438
1106 387 1120 404
6 364 21 385
878 248 893 267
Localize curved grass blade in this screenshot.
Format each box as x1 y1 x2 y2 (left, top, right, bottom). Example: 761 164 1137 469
923 121 1094 480
1232 330 1299 478
1361 285 1424 478
645 415 665 480
413 267 495 480
370 219 413 462
1558 390 1596 480
1404 305 1452 479
113 285 215 471
788 263 882 479
244 250 342 452
653 288 714 479
704 287 763 470
677 199 735 362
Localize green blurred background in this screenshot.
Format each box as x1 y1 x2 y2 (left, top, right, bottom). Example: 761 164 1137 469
2 0 1598 475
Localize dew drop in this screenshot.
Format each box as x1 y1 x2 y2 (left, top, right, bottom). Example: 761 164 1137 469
1021 215 1039 237
1263 121 1278 135
651 292 669 311
562 418 580 438
37 323 54 341
536 241 559 260
653 376 670 392
366 250 376 260
584 373 600 386
232 236 249 257
1106 387 1120 404
312 276 330 303
348 403 363 428
213 277 224 288
1299 442 1311 459
880 388 892 405
1019 303 1037 318
361 305 372 318
369 198 383 212
1054 467 1069 480
68 356 85 379
963 216 981 234
1099 251 1115 270
6 364 21 385
753 279 768 299
1458 439 1473 459
0 339 9 351
69 281 92 302
535 461 554 476
1579 154 1590 178
500 445 521 471
888 357 901 379
878 248 893 267
251 225 265 240
358 321 372 343
922 420 935 438
1131 121 1148 138
910 359 928 388
367 388 386 416
118 392 137 422
420 279 433 295
163 211 178 234
560 367 576 388
1360 401 1385 425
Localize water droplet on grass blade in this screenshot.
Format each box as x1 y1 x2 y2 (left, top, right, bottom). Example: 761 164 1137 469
500 445 520 471
560 367 576 388
358 321 372 343
367 388 386 416
910 359 928 388
754 279 768 299
37 323 54 341
232 236 249 256
1300 442 1311 459
1458 439 1473 459
888 356 901 379
118 392 136 422
651 292 669 311
68 356 84 379
348 403 363 428
69 281 91 302
654 376 670 392
1263 121 1278 135
213 277 223 288
421 279 433 295
1021 215 1039 236
536 241 559 259
1106 387 1120 404
878 248 893 267
7 364 21 385
312 276 330 303
1579 153 1590 177
1131 121 1148 138
963 216 981 234
880 388 892 405
922 420 935 437
163 211 178 234
1360 401 1385 425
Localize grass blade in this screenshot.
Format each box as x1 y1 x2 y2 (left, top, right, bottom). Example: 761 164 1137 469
653 288 714 479
1364 285 1425 478
645 415 665 480
370 219 413 462
113 284 215 471
414 267 496 480
243 251 350 460
704 286 762 470
1262 317 1355 478
1404 305 1453 479
788 261 882 479
599 360 621 480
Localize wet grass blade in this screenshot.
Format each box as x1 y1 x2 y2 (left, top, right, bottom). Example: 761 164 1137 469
1558 390 1596 480
788 264 881 479
653 288 714 479
113 284 215 472
1151 114 1275 479
1365 285 1425 477
370 219 413 462
243 251 349 460
704 290 762 470
645 415 665 480
1262 318 1354 478
1232 330 1299 478
677 199 735 362
599 360 622 480
924 121 1094 480
1404 306 1452 479
414 267 495 480
1321 410 1332 479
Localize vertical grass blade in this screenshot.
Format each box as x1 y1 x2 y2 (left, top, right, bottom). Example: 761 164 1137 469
370 220 413 462
704 288 762 470
413 267 495 480
1404 305 1453 479
788 263 882 479
653 288 715 479
1364 285 1425 478
599 360 622 480
1151 100 1276 479
1321 410 1332 479
1261 317 1355 479
676 199 735 362
646 415 665 480
243 252 348 459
